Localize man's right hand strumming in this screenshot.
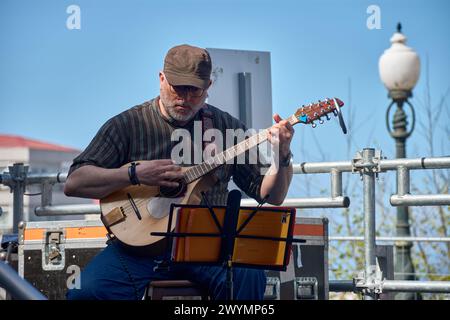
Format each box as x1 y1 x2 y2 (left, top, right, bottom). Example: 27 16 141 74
134 159 184 188
64 159 184 200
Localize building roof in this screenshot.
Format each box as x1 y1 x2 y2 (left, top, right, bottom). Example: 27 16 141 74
0 134 79 152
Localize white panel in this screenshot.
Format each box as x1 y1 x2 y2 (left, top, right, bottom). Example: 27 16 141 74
205 48 274 197
206 48 273 130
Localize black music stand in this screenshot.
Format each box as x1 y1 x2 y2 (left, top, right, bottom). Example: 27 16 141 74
151 190 305 300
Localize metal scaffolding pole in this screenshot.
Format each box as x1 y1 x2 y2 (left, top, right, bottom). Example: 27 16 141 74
329 280 355 293
241 197 350 208
7 164 29 234
391 194 450 206
34 204 102 216
329 236 450 243
292 156 450 174
329 280 450 294
0 261 47 300
362 148 377 300
382 280 450 293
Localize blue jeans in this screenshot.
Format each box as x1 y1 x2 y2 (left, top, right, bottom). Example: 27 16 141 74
66 240 266 300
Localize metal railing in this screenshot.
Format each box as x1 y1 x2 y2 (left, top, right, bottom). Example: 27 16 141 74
1 148 449 299
0 261 47 300
329 236 450 243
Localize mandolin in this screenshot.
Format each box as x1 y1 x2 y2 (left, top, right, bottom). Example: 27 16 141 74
100 98 345 247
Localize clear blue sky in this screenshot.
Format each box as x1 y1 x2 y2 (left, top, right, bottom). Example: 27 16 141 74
1 0 449 163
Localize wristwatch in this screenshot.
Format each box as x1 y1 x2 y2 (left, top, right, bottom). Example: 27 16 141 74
128 162 141 185
280 151 293 167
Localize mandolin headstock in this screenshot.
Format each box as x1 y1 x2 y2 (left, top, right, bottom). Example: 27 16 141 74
290 97 347 133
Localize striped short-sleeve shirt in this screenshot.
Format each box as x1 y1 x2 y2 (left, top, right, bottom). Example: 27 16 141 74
69 97 268 205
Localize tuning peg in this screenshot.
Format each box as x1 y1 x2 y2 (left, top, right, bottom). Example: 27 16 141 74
311 121 317 128
318 117 324 124
325 114 331 121
333 110 338 116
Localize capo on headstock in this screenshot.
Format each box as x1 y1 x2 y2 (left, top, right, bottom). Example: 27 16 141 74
333 98 347 134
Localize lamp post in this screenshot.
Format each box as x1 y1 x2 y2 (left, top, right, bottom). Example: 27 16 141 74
379 23 420 300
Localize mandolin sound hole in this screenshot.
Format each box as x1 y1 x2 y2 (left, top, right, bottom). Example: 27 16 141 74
159 180 187 198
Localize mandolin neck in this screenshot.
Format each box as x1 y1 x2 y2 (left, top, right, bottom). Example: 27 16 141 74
183 115 297 184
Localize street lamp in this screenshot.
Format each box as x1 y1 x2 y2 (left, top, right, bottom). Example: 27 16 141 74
379 23 420 300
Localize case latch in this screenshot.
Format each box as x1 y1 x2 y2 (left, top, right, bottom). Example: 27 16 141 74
43 231 65 271
295 277 319 300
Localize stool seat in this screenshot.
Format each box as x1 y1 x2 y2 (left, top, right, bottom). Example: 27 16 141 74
146 280 209 300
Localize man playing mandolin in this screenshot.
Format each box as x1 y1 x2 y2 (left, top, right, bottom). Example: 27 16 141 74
64 44 294 300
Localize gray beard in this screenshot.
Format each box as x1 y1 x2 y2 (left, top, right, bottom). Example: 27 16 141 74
165 105 195 122
160 91 207 123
